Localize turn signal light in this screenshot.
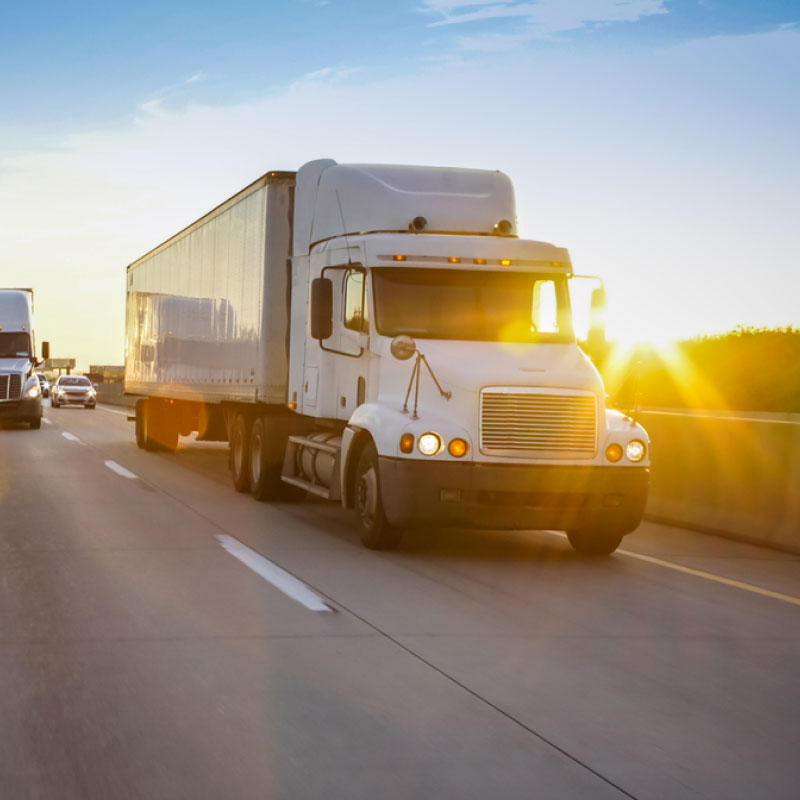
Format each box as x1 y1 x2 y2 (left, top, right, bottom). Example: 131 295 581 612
605 443 623 462
448 438 469 458
399 433 415 454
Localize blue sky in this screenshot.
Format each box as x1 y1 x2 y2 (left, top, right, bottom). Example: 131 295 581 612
1 1 798 366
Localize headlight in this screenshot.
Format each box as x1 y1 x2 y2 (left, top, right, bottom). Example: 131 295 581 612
26 384 41 398
418 432 442 456
626 439 646 462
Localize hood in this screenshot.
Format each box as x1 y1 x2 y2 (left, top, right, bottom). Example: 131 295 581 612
377 339 602 395
0 357 33 374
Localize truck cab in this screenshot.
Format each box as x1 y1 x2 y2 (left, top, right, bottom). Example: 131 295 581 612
286 161 649 553
0 289 45 429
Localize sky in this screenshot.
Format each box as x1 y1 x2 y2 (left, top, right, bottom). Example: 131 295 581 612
0 0 798 369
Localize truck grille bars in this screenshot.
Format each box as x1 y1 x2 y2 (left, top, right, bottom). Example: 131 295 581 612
480 388 597 458
0 374 22 401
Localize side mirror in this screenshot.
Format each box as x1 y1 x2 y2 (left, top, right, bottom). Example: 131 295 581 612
586 288 608 366
310 278 333 340
41 341 50 361
588 288 607 343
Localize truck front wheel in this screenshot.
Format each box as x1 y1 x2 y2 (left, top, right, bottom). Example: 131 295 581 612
566 528 624 556
230 413 251 493
354 442 403 551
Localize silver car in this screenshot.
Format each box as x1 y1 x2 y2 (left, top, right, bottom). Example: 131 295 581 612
51 376 96 409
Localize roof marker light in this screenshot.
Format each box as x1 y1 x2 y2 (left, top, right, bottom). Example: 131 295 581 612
500 259 512 266
447 257 461 264
393 255 406 261
473 258 487 265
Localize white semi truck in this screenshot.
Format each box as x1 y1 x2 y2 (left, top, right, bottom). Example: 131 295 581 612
125 160 649 554
0 289 48 429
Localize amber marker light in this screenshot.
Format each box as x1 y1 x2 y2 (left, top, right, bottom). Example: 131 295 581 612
500 259 512 266
288 401 297 410
605 443 623 462
393 255 407 261
448 438 469 458
447 257 461 264
399 433 415 454
473 258 487 265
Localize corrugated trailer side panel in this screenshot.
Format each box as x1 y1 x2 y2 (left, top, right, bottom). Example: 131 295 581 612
125 173 295 405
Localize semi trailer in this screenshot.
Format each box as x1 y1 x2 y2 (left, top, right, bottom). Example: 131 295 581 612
0 289 48 429
125 159 649 553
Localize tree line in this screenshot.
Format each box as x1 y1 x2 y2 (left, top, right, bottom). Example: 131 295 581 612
589 327 800 414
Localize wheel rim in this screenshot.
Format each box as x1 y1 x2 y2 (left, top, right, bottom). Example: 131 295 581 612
356 466 378 529
251 428 262 484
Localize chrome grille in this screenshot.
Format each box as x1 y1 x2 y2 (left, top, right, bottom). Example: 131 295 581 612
0 374 23 401
480 388 597 458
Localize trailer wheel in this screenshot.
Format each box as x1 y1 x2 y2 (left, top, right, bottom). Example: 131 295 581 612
566 528 623 556
230 413 251 493
249 417 304 502
354 441 403 550
136 399 160 451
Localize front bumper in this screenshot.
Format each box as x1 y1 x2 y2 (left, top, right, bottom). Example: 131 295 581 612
378 458 649 533
0 395 42 422
55 392 95 406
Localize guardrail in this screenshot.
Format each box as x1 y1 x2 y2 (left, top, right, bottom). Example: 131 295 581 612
640 409 800 554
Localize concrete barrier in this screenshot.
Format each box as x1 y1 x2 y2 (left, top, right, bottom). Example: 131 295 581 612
95 383 136 408
640 409 800 554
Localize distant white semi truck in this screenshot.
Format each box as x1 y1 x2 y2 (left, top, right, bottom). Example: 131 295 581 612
125 160 649 553
0 289 48 429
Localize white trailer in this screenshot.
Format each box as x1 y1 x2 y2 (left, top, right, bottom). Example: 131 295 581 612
0 289 47 429
125 160 649 554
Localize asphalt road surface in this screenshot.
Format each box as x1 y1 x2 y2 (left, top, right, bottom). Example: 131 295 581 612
1 403 798 799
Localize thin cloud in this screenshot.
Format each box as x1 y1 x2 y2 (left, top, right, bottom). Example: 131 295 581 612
289 65 360 90
422 0 668 35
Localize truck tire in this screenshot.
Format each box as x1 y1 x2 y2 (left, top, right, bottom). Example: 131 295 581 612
230 413 251 493
29 418 42 430
354 441 403 550
136 399 160 451
135 399 148 449
249 417 304 502
566 528 623 556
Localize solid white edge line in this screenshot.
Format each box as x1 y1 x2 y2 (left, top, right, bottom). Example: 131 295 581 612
96 405 130 416
104 460 139 479
216 534 331 612
62 432 84 444
541 530 800 607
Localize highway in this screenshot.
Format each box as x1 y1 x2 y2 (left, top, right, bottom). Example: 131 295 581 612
1 404 798 799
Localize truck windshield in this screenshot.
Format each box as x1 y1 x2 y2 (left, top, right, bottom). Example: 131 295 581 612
372 268 574 343
0 332 32 357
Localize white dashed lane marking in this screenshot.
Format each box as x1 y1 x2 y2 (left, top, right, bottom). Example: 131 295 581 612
217 534 332 612
62 432 84 445
104 460 138 479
